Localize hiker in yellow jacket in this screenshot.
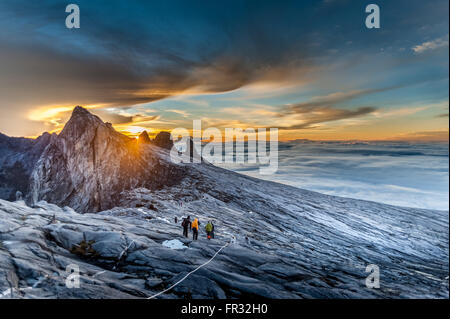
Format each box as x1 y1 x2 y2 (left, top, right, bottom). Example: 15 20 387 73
191 218 199 240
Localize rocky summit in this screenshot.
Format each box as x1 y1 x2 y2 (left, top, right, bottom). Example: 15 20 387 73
153 131 174 150
137 131 152 144
0 107 448 299
28 106 185 213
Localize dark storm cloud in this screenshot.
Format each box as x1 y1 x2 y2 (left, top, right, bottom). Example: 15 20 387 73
270 88 393 130
276 106 377 130
282 88 393 115
1 0 447 110
0 0 317 110
0 0 448 137
0 44 169 107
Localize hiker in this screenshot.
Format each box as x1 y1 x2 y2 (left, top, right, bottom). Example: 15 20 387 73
191 218 199 240
205 221 213 240
181 216 191 237
174 216 178 224
15 191 23 201
211 222 215 239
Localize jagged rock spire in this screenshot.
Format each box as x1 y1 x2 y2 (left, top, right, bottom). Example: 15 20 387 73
138 130 151 144
59 106 105 141
153 131 174 150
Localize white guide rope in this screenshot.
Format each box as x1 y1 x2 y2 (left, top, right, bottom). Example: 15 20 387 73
147 235 235 299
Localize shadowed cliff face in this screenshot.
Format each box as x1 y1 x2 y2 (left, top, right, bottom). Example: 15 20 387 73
0 132 52 201
28 106 186 213
153 131 174 150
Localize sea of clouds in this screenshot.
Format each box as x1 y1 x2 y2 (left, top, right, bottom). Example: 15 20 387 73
215 141 449 211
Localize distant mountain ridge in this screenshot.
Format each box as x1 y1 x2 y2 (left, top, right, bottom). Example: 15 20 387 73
0 131 52 201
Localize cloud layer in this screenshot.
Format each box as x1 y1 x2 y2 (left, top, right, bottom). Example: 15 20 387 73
217 141 449 210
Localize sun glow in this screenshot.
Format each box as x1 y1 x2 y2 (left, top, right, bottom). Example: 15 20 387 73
25 104 164 139
113 125 151 138
28 106 75 125
27 104 107 124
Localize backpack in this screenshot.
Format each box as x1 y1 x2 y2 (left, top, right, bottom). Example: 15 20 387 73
182 219 188 227
205 223 213 232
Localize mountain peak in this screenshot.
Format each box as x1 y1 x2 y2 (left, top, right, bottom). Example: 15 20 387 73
138 130 151 144
153 131 173 150
30 106 185 212
69 106 103 124
59 106 104 140
72 105 91 115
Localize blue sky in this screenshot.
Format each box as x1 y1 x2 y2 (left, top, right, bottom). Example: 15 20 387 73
0 0 448 140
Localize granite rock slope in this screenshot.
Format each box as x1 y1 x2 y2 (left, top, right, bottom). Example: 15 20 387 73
0 107 448 299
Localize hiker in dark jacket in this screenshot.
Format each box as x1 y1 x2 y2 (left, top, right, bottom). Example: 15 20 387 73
181 216 191 237
211 222 215 239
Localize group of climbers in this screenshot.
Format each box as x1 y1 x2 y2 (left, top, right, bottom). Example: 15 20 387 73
180 215 215 241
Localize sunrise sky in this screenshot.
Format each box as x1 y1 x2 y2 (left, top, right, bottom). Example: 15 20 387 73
0 0 448 141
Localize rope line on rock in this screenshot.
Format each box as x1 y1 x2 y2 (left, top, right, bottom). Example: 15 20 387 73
112 238 135 271
147 235 235 299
